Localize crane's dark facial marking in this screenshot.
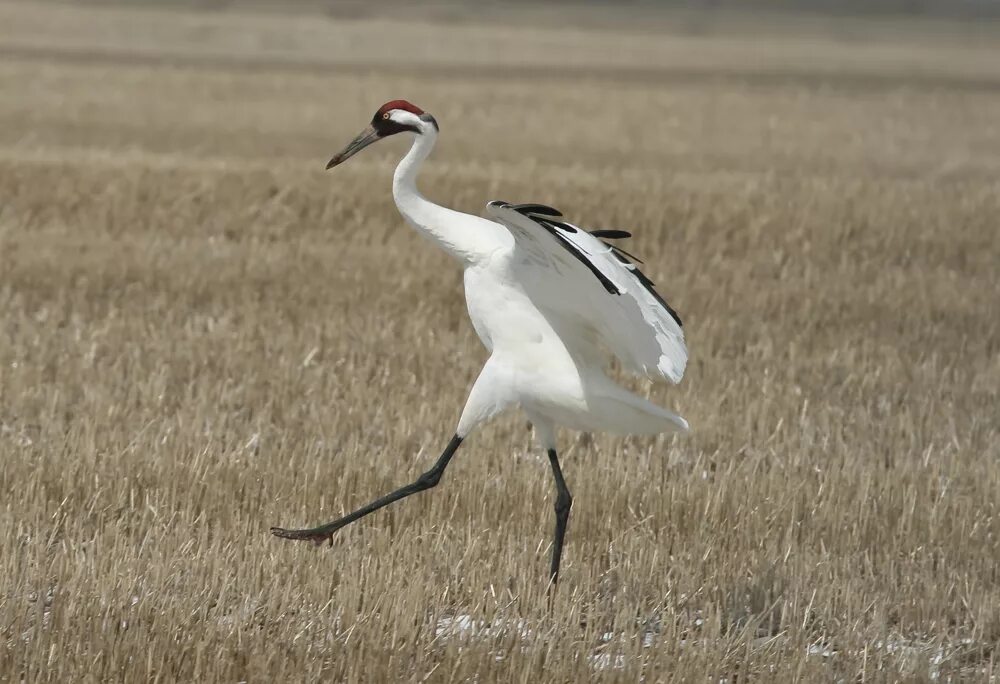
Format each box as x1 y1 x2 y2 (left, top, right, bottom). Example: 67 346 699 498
372 113 419 136
371 100 438 136
327 101 437 169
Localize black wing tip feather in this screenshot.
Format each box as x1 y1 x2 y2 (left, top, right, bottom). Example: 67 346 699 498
540 218 577 233
631 267 683 327
512 203 563 218
489 200 564 219
494 199 683 325
589 229 632 240
606 244 644 265
552 232 620 295
533 217 618 294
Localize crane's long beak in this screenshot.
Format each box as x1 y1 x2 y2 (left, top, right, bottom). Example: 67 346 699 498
326 125 380 169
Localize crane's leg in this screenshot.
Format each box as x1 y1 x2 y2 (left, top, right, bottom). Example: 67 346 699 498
270 435 463 545
547 448 573 586
272 358 510 547
528 413 574 587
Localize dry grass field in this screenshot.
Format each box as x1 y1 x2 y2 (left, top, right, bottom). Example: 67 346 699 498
2 1 1000 681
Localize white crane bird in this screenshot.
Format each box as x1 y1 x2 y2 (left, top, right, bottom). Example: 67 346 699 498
271 100 689 584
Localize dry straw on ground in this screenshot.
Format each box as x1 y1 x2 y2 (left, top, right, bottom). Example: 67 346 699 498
1 1 999 681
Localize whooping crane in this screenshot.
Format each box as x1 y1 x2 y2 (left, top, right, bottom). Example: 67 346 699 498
271 100 689 585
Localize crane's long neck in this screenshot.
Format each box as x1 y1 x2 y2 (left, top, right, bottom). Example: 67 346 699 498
392 130 495 265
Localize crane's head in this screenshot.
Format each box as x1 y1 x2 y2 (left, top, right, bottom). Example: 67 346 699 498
326 100 438 169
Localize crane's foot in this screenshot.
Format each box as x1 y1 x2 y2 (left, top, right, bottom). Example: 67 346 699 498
270 525 335 546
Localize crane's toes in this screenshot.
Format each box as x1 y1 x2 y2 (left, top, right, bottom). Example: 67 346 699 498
270 526 331 546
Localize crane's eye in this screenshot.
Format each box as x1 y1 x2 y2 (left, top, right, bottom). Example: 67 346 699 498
382 112 390 120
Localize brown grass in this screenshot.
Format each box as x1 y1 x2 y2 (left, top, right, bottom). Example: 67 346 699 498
2 1 1000 681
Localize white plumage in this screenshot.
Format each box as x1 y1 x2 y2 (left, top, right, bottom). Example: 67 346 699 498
486 201 687 384
272 100 690 585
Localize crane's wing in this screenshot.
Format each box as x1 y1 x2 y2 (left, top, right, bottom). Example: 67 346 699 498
486 200 687 383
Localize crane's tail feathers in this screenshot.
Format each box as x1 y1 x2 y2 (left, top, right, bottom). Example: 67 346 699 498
589 379 689 436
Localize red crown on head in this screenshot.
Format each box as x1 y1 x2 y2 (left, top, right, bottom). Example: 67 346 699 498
376 100 425 117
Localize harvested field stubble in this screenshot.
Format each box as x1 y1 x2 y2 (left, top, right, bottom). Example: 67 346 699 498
1 2 999 681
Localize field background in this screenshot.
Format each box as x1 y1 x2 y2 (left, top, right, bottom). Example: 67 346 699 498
2 1 1000 681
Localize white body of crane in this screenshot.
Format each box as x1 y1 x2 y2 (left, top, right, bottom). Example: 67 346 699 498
390 112 687 450
272 100 689 585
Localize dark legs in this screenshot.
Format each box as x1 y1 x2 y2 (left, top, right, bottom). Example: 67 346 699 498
546 448 573 585
271 435 463 545
272 433 573 586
